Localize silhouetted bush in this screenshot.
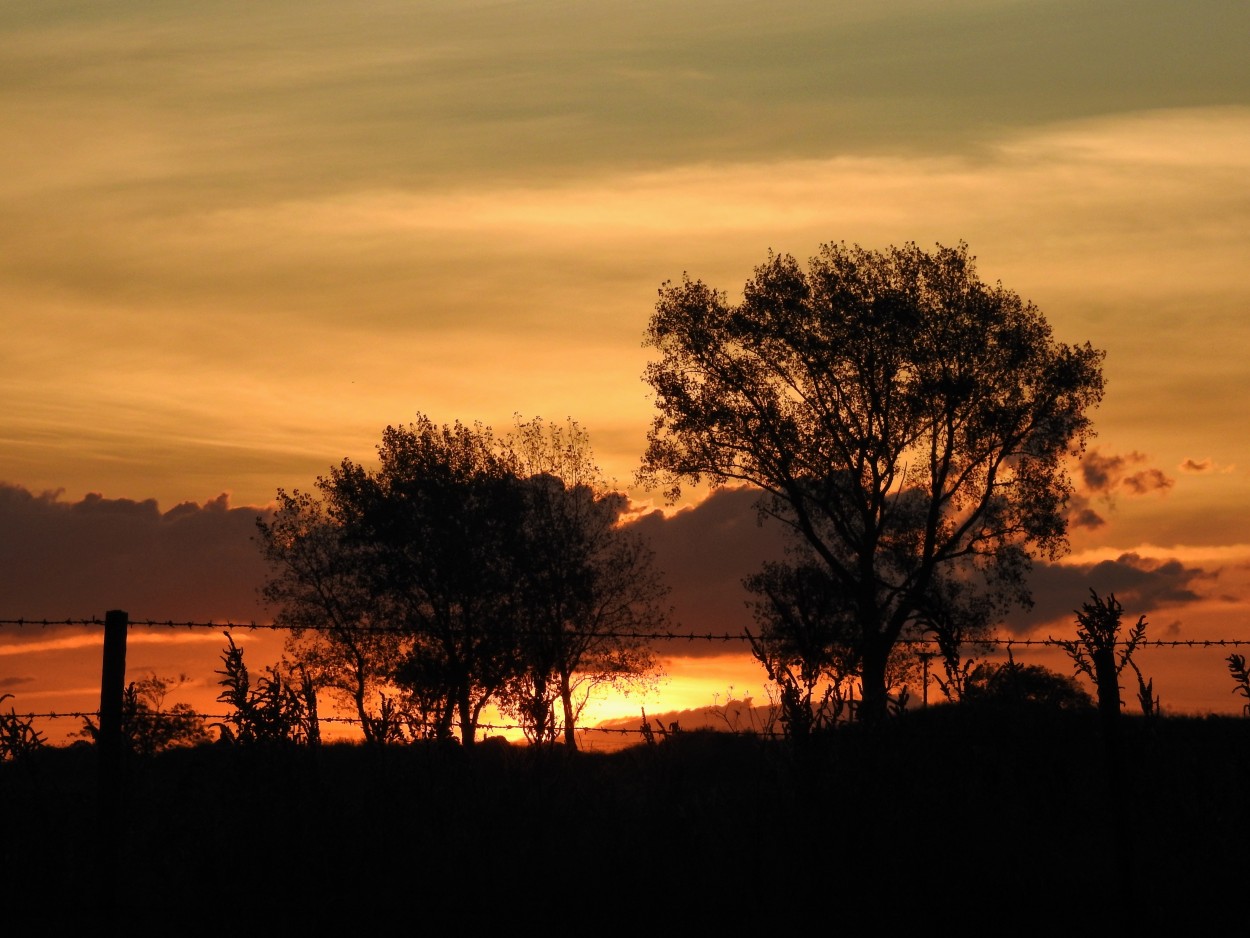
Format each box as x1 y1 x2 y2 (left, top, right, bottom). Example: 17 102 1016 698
962 658 1094 712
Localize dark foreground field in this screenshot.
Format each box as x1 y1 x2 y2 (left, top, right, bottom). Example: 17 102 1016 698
4 709 1248 931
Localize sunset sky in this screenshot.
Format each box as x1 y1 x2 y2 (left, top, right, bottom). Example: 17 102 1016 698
3 1 1249 741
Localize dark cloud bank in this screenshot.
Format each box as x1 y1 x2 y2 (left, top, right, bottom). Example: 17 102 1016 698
0 480 1218 653
0 483 272 623
0 482 788 656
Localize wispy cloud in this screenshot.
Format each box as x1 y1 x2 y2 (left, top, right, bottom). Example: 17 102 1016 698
1180 457 1236 474
0 630 229 658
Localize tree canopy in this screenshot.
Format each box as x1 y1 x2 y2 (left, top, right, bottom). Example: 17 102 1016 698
258 414 667 747
639 240 1105 724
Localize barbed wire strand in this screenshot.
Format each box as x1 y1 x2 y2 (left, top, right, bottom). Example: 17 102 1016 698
2 617 1249 647
2 708 711 741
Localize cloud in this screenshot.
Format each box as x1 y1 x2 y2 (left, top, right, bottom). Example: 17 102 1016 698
1180 458 1235 474
0 480 788 666
1080 449 1148 493
0 483 273 623
6 104 1250 510
2 0 1250 526
624 481 1229 652
1006 551 1214 634
1067 449 1175 530
1067 505 1106 530
627 486 788 657
1121 468 1175 496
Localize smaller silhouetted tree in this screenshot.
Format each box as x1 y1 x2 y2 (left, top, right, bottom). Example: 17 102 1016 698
335 417 529 746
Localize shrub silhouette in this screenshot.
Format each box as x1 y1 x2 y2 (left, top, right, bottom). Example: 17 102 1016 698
962 657 1094 712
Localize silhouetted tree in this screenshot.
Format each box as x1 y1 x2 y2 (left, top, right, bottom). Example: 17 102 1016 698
258 489 404 744
327 417 527 746
262 414 668 748
261 415 525 745
639 241 1105 724
500 417 668 748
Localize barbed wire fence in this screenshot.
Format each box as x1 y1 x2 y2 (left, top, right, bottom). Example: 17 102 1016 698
4 612 1250 751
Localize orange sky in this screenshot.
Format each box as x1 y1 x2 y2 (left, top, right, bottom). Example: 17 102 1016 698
3 2 1250 740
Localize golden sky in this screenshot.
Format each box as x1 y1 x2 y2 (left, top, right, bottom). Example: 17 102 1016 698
3 1 1250 733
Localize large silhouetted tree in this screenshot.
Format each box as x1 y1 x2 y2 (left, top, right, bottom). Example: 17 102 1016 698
639 241 1105 724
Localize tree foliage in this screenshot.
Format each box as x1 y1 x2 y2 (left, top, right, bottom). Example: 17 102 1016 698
258 413 667 747
639 240 1105 723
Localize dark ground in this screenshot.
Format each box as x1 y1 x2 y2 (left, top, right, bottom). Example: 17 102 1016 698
4 708 1248 932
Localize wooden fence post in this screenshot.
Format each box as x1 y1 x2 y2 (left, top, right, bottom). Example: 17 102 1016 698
98 609 129 769
97 609 128 920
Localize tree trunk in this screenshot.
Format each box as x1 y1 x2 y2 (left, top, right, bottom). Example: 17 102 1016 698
458 690 475 746
858 639 889 726
353 675 372 744
559 675 579 751
531 672 551 745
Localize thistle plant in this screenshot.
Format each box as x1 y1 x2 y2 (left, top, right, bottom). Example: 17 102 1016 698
0 694 44 762
1056 590 1152 723
214 632 319 746
1227 653 1250 716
